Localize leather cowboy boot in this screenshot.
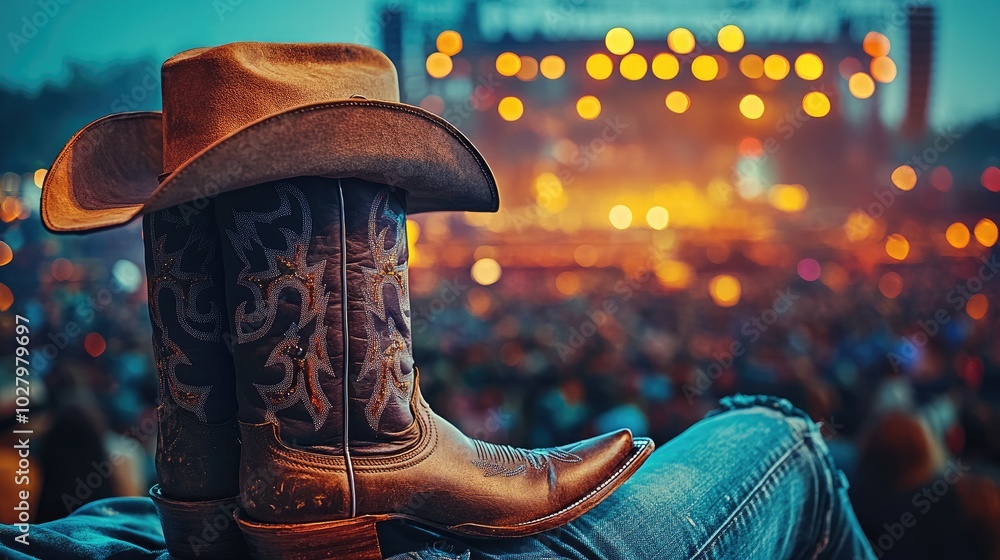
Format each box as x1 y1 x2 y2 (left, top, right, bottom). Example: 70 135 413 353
142 202 247 559
214 176 654 560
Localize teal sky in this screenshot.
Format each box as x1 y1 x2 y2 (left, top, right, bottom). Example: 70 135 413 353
1 0 998 128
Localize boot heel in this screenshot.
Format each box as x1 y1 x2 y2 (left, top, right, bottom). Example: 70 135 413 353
150 485 247 559
235 510 388 560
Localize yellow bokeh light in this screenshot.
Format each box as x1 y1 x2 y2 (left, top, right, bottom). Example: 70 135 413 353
576 95 602 120
667 28 696 54
555 271 581 296
655 260 694 290
891 165 917 191
646 206 670 229
605 27 634 55
586 53 614 80
619 53 647 80
849 73 876 99
665 91 690 113
717 24 744 53
691 55 719 81
739 54 764 78
436 30 463 56
739 94 765 119
802 91 831 117
609 204 633 229
496 52 521 76
497 96 524 121
471 258 502 286
709 274 741 307
863 31 891 57
425 52 453 78
517 55 538 81
794 53 823 80
945 222 971 249
879 271 903 299
967 294 989 320
974 218 999 247
885 234 910 261
34 168 47 188
539 55 566 79
870 56 897 83
651 53 680 79
763 54 790 80
768 184 809 212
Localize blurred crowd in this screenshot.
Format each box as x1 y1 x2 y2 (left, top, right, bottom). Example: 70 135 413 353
2 210 999 558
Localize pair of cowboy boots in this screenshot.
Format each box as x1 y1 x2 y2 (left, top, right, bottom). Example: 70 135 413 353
145 176 653 559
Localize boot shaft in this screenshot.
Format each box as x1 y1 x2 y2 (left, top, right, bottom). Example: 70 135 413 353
214 177 415 448
142 202 240 499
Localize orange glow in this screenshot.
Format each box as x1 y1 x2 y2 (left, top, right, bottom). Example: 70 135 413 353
946 222 971 249
975 219 999 247
709 274 741 307
665 91 690 113
717 24 744 53
497 96 523 121
891 165 917 191
425 52 453 78
863 31 891 57
517 56 538 81
0 241 11 266
739 94 765 119
763 54 789 80
555 271 582 296
768 184 809 212
667 28 696 54
574 245 598 267
739 137 763 157
586 53 614 80
802 92 830 117
84 332 106 358
691 55 719 81
845 211 877 242
471 258 502 285
0 283 11 311
870 57 897 83
794 53 823 80
967 294 989 320
655 260 693 290
539 55 565 79
879 272 903 298
576 95 602 120
849 73 875 99
436 30 463 56
740 54 764 78
619 53 647 80
885 234 910 261
605 27 634 55
652 53 680 79
33 168 47 188
496 52 521 76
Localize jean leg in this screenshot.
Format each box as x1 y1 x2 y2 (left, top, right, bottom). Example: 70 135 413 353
382 395 875 560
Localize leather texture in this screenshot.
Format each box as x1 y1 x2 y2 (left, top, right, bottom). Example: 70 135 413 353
142 202 241 501
41 42 498 234
215 176 653 533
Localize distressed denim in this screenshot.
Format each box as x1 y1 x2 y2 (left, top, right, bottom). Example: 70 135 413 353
381 395 877 560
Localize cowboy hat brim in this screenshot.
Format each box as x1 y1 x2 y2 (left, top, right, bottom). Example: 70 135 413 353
41 99 499 233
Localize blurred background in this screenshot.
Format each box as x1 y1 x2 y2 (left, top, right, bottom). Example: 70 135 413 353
1 0 1000 557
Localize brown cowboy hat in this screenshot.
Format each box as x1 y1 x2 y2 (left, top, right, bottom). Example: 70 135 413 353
41 42 499 233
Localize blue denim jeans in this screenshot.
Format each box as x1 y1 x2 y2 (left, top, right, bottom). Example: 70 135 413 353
0 396 876 559
380 395 876 560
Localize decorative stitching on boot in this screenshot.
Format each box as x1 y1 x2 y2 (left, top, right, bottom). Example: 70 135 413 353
148 207 221 421
470 439 582 478
226 183 335 430
357 188 414 431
